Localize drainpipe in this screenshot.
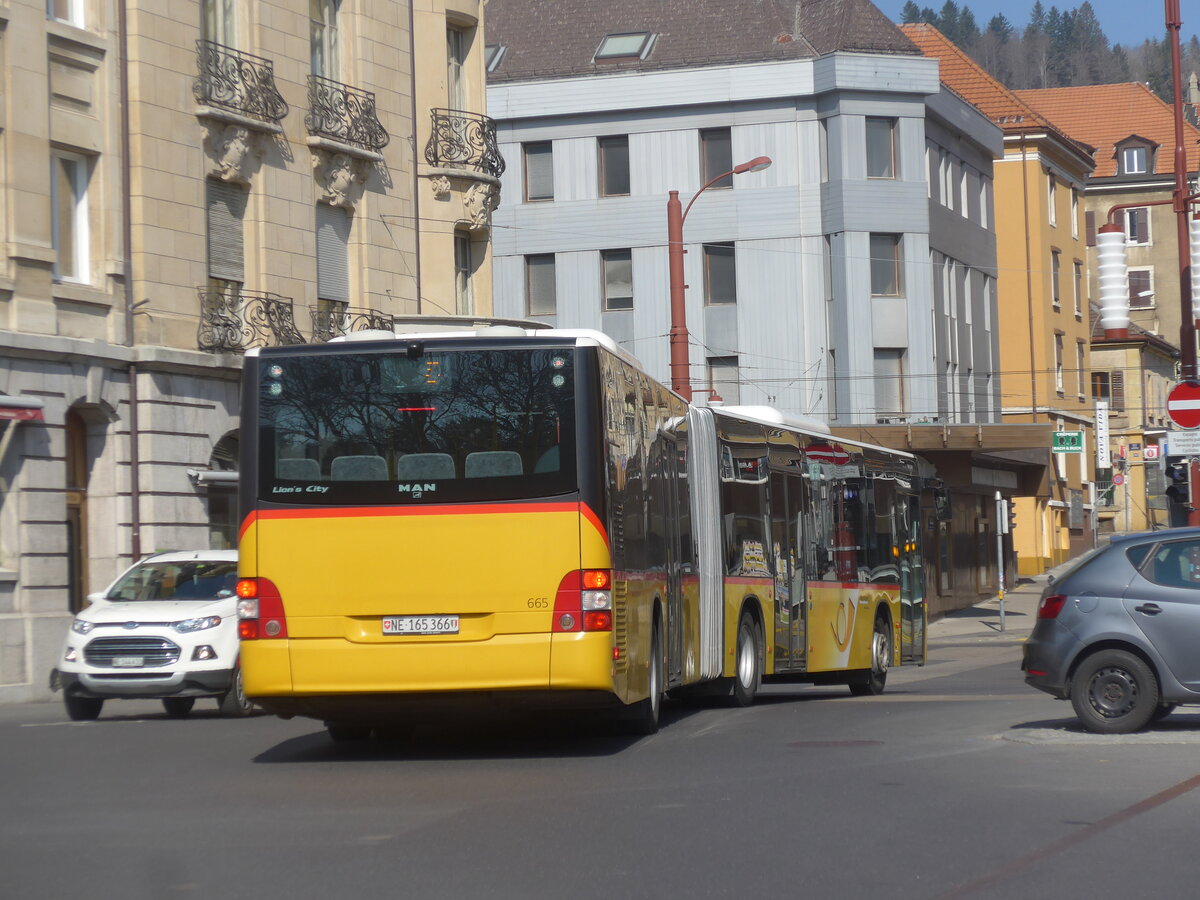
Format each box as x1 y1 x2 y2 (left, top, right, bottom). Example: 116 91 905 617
408 1 423 313
118 0 141 560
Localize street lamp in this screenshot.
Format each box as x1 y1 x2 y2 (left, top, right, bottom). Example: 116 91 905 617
666 155 772 400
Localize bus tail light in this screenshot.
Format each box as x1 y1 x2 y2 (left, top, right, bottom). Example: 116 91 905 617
236 578 288 639
1038 595 1067 620
553 570 613 632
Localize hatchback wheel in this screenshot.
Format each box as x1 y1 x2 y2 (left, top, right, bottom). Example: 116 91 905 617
1070 649 1158 734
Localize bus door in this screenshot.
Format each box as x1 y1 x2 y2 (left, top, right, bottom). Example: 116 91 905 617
655 436 686 686
770 473 806 670
898 490 926 663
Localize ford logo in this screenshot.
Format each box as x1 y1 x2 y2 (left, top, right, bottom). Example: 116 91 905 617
122 622 139 630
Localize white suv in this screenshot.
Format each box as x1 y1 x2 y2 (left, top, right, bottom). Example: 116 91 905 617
51 550 253 720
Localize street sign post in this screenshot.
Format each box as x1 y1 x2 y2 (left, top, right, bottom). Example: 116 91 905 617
1166 381 1200 429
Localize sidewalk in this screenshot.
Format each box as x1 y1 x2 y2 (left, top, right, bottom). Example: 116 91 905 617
927 558 1080 644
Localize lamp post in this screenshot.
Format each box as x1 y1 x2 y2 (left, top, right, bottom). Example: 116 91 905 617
667 155 772 400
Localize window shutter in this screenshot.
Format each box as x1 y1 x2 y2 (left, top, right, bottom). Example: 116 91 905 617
316 204 351 303
1085 211 1096 247
206 180 246 282
1111 370 1125 412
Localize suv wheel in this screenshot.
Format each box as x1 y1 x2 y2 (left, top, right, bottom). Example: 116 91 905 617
65 694 104 721
1070 649 1159 734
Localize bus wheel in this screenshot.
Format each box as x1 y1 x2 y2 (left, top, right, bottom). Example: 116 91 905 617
849 614 891 696
326 722 372 742
732 611 761 707
624 619 663 735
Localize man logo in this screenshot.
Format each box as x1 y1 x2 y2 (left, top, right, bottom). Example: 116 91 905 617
397 483 437 493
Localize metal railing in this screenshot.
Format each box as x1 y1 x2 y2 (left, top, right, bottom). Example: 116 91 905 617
194 40 289 126
423 108 506 178
305 75 389 153
197 289 305 352
310 306 395 342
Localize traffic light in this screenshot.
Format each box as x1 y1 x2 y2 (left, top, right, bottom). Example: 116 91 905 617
1007 501 1017 535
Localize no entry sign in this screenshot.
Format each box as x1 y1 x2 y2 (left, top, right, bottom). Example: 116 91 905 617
1167 381 1200 429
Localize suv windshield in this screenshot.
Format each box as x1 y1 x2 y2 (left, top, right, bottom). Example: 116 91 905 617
108 560 238 602
257 347 577 505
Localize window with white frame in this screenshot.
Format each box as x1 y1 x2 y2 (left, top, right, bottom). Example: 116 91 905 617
1071 189 1079 238
205 178 246 312
1050 249 1061 307
870 233 902 296
1047 172 1057 226
1129 268 1154 308
1076 340 1086 397
523 142 553 201
1073 260 1083 317
201 0 236 46
1124 207 1150 244
447 25 468 109
1054 333 1064 393
874 349 905 420
700 128 733 189
865 117 896 179
602 249 633 311
454 230 474 314
598 135 630 197
52 152 91 283
310 0 340 77
48 0 84 26
1121 144 1148 175
820 120 830 183
703 243 736 305
707 357 740 405
594 32 654 61
525 254 556 316
316 203 351 331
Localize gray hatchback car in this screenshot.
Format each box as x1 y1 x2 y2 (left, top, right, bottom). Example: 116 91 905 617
1023 527 1200 733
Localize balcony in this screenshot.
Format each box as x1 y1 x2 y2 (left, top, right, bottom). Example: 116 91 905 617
197 289 305 352
194 41 289 127
305 76 389 155
423 108 506 179
310 305 395 342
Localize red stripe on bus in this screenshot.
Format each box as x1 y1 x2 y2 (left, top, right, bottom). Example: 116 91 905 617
806 581 902 591
725 576 774 585
238 501 609 546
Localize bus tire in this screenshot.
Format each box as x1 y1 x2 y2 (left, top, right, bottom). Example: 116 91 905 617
849 612 891 696
624 617 663 735
732 610 761 707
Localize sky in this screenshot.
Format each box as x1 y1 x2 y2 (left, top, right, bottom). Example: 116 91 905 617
873 0 1200 47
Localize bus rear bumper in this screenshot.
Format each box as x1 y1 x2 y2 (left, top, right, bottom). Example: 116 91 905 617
251 689 621 723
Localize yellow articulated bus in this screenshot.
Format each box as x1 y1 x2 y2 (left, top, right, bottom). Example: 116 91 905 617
236 325 924 741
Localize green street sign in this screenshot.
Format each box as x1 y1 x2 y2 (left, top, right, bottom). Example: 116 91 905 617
1053 431 1083 453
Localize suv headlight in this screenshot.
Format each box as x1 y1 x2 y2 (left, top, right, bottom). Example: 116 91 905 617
71 619 95 635
173 615 222 634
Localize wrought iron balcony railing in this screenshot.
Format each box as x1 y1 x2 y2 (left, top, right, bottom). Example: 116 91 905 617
197 289 305 352
310 305 395 342
424 108 506 179
194 40 289 126
305 75 389 153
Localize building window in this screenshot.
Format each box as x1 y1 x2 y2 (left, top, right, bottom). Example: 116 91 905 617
865 117 896 179
598 135 630 197
826 348 838 420
1073 260 1083 317
594 32 654 61
981 175 992 228
602 249 633 311
447 25 468 109
823 235 834 301
874 349 905 420
869 233 902 296
1076 340 1086 397
704 243 736 305
1129 268 1154 308
1121 145 1148 175
700 128 733 189
484 44 506 72
52 153 90 283
1047 173 1057 226
48 0 84 26
310 0 340 77
1093 370 1125 412
316 203 351 320
820 120 830 183
1051 250 1061 307
206 178 246 304
1054 333 1064 393
525 254 556 316
524 142 553 202
454 230 474 314
201 0 236 46
1124 207 1150 244
1071 189 1079 238
707 357 740 405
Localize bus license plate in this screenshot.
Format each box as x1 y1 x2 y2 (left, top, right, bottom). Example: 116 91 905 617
382 615 459 635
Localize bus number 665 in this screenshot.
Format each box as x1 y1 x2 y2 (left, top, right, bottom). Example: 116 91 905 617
527 597 548 608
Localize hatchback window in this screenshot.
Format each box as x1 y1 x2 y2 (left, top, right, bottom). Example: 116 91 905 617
108 561 239 602
1124 543 1154 571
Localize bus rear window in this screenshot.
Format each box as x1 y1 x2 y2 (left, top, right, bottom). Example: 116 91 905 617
256 348 577 504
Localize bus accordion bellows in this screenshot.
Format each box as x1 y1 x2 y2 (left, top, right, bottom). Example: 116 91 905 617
236 325 926 740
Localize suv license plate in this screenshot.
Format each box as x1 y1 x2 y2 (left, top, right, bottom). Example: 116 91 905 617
112 656 144 667
382 616 459 635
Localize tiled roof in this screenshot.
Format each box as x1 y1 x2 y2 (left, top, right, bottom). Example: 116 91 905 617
1016 82 1200 178
898 23 1092 166
487 0 918 83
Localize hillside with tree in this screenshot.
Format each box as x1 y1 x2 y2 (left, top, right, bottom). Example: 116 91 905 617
899 1 1200 101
